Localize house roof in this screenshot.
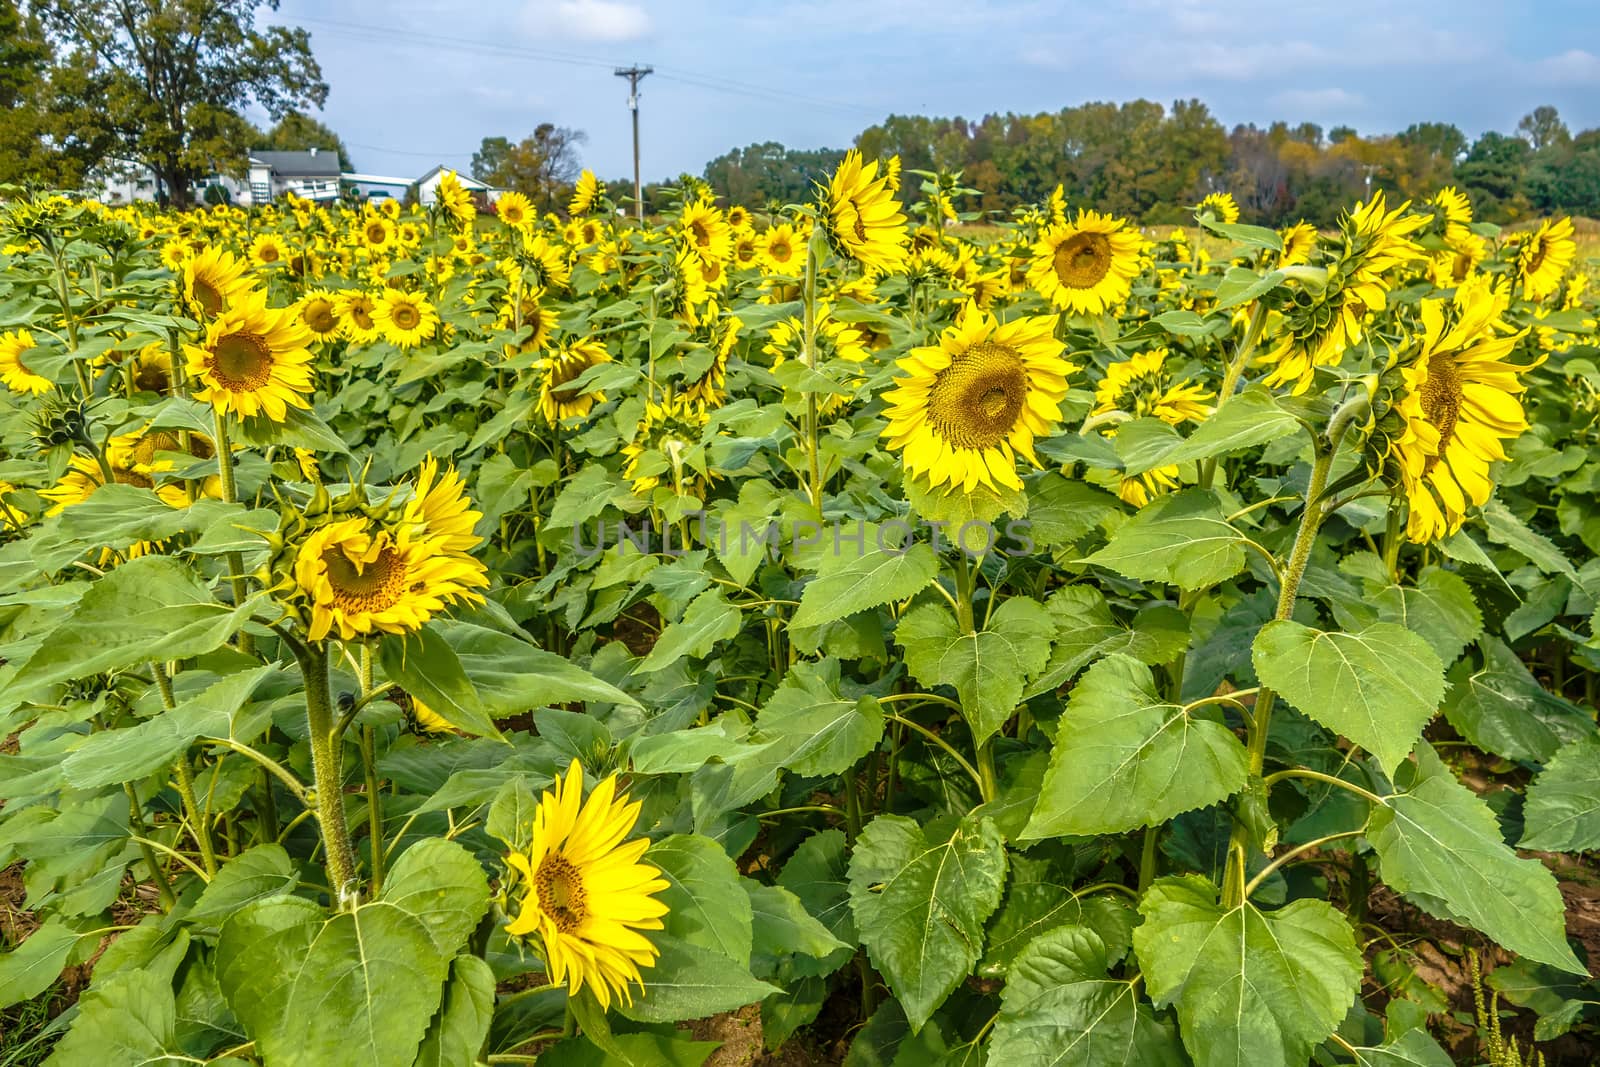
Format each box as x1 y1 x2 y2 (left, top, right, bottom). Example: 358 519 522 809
415 164 488 189
249 149 342 177
342 173 412 186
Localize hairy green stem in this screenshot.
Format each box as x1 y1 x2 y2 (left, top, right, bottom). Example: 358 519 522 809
124 783 177 909
152 662 217 876
299 642 361 906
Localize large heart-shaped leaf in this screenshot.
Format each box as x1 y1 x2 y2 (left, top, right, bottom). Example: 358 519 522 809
897 597 1053 744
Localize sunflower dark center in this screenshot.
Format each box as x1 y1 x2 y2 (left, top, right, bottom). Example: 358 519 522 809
535 852 587 932
927 341 1029 450
192 277 224 316
391 304 421 331
1420 351 1463 467
1525 239 1548 275
690 219 711 247
305 300 337 334
1053 232 1112 289
209 332 273 390
322 543 408 614
258 244 280 263
769 240 793 263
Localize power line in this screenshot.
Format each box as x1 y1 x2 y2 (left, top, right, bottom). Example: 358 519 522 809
287 15 878 118
615 66 652 220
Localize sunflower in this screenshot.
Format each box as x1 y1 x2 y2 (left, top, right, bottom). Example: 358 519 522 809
1198 192 1240 224
496 191 534 229
1429 186 1473 245
821 150 908 274
1514 217 1576 303
1390 280 1536 542
0 329 55 395
403 456 484 555
760 223 804 275
182 245 253 317
160 238 190 274
374 289 440 349
731 231 761 269
336 290 382 344
678 198 732 266
881 303 1074 494
249 234 287 269
518 232 573 291
681 312 740 412
1428 231 1487 289
621 395 710 493
504 760 668 1011
293 516 487 641
1093 348 1212 425
129 343 174 394
435 170 477 228
184 288 315 421
1278 222 1318 268
569 169 601 216
499 290 559 350
360 215 395 253
538 340 613 423
296 289 343 341
41 427 214 515
1027 210 1144 315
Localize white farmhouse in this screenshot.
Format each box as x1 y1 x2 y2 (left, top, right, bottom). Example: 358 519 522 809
414 165 489 207
245 148 342 204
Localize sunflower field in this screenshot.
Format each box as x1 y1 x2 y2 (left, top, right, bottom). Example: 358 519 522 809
1 159 1600 1067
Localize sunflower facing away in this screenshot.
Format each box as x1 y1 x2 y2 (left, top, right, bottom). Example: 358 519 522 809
539 340 613 423
293 515 487 641
1027 210 1144 315
403 456 484 555
821 150 908 274
621 395 710 493
504 761 668 1010
185 288 315 421
0 329 54 395
570 169 601 216
1389 280 1536 543
1514 217 1576 303
182 245 253 317
1198 191 1241 224
374 289 440 349
882 302 1074 494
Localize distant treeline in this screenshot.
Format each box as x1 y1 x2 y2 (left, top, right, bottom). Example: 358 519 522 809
697 101 1600 226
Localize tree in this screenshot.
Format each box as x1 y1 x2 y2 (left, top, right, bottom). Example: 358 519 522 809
470 124 587 210
38 0 327 206
265 111 351 170
1517 106 1569 151
0 0 112 188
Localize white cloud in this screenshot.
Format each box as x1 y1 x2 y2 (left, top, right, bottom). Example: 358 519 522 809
1535 49 1600 86
522 0 652 42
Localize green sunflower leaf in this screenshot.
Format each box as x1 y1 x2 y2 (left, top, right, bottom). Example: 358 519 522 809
895 597 1054 744
1133 874 1362 1067
1521 733 1600 851
1081 489 1249 591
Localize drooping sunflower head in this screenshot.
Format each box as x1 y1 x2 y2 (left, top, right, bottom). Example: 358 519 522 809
1026 210 1145 315
129 343 174 395
1093 348 1213 426
1428 186 1474 245
184 288 315 422
0 329 55 396
539 340 613 423
182 245 253 317
403 455 484 556
1278 221 1318 268
1389 279 1537 542
1198 192 1240 225
820 150 908 274
374 289 440 350
881 302 1074 494
569 169 601 217
296 289 343 341
290 510 488 642
435 170 477 228
1339 191 1428 283
681 312 741 413
1513 216 1576 304
504 760 669 1011
621 394 711 494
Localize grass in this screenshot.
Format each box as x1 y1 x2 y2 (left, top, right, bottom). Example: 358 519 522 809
0 991 63 1067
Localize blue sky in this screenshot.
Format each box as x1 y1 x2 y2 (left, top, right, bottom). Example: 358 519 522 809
263 0 1600 182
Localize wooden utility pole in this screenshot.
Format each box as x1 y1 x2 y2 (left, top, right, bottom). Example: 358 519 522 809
614 65 653 221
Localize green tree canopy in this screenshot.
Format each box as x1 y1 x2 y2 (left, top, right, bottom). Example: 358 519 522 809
264 111 351 171
37 0 327 206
